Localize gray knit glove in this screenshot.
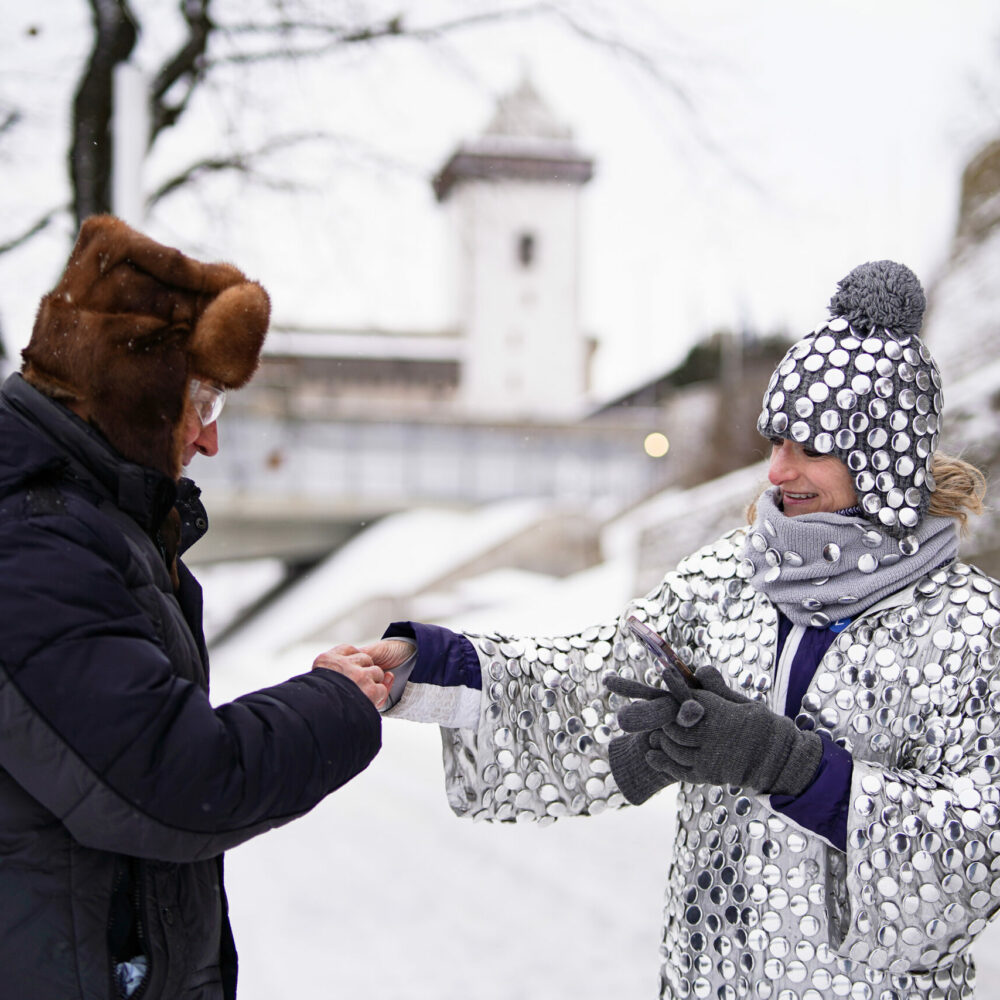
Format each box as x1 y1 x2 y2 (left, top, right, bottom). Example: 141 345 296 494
613 666 823 797
604 674 684 805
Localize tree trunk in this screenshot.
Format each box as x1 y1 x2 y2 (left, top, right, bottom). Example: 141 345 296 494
70 0 138 224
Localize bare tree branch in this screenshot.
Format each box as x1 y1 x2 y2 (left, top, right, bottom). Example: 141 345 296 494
71 0 138 222
147 129 423 208
0 206 67 255
0 110 21 140
149 0 213 143
148 154 277 204
222 5 547 38
549 7 695 113
212 5 552 66
14 0 713 258
147 130 327 205
551 6 765 195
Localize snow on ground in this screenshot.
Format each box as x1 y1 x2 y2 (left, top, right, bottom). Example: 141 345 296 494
215 709 677 999
196 557 287 644
208 541 679 999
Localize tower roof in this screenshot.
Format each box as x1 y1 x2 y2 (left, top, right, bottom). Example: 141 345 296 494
433 78 594 201
484 77 572 140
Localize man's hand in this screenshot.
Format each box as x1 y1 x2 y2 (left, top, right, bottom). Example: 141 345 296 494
360 639 415 672
313 645 394 710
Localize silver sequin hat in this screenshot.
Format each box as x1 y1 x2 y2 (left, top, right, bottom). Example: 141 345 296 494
757 260 942 537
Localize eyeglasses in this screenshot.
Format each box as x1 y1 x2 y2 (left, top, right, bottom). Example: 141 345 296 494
188 378 226 427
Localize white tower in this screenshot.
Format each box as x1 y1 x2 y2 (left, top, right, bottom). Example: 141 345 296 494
433 79 594 421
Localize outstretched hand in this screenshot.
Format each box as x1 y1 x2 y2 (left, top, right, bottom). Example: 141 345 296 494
313 644 395 710
605 670 686 732
360 638 415 672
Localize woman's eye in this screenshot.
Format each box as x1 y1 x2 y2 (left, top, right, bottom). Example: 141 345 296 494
769 437 784 448
803 447 821 458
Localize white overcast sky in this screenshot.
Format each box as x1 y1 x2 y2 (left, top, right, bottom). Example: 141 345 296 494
2 0 999 398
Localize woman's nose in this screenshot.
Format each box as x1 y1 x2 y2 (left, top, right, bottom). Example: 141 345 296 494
768 440 797 485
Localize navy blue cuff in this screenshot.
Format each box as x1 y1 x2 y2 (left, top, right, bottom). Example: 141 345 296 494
383 621 482 691
770 735 852 852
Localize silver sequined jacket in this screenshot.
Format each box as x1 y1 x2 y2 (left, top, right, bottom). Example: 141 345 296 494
440 527 1000 1000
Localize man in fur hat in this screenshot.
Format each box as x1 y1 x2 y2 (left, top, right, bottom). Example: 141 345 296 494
0 216 389 1000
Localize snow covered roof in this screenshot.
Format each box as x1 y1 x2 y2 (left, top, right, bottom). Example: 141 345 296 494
485 77 573 140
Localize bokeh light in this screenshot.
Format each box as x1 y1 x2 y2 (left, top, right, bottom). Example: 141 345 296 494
644 432 670 458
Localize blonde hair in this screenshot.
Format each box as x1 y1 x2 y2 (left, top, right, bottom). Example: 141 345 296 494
926 452 987 534
746 452 987 535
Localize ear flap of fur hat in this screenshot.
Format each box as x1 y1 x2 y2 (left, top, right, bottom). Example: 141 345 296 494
22 215 270 477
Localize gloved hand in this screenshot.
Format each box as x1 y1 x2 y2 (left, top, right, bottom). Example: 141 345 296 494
603 673 684 804
610 666 823 797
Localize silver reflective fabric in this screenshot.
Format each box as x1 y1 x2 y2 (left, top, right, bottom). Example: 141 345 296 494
441 528 998 999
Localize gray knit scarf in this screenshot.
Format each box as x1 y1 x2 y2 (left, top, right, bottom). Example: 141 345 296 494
744 488 958 627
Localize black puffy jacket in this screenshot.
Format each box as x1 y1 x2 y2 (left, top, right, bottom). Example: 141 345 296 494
0 374 381 999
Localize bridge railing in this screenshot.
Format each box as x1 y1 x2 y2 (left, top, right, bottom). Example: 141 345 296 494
194 411 687 517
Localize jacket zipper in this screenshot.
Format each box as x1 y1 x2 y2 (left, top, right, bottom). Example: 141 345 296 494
108 863 127 1000
777 587 917 721
107 859 152 1000
130 861 151 1000
772 623 804 715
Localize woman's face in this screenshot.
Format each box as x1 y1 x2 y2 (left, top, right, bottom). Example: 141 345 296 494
767 438 857 516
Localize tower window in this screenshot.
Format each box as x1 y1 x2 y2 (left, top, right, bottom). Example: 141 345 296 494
517 232 536 268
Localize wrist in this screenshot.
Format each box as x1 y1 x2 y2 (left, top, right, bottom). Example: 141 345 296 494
771 729 824 797
608 734 673 805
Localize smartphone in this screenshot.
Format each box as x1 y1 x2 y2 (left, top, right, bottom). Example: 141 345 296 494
625 615 699 687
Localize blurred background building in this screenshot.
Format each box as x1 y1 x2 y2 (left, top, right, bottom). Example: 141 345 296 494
195 74 1000 657
192 80 795 648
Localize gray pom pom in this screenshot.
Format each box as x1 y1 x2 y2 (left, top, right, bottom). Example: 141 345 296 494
828 260 926 338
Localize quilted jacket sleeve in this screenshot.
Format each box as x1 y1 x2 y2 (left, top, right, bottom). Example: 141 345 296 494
0 507 381 863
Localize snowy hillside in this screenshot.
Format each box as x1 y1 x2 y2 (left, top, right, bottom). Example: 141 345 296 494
920 144 1000 573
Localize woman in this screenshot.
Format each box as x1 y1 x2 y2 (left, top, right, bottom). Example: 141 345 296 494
368 261 996 999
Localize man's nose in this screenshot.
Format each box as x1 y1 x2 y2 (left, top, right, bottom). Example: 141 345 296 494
195 420 219 457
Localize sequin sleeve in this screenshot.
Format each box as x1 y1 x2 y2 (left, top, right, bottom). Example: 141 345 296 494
439 617 646 822
814 563 1000 973
836 692 1000 970
439 531 751 822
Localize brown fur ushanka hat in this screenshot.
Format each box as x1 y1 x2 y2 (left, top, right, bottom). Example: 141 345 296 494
23 214 270 479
